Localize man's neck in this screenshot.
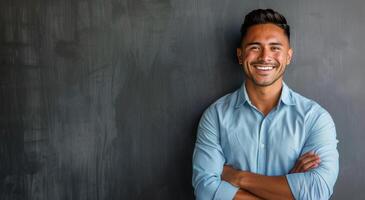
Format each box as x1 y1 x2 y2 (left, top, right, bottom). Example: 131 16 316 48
245 79 283 116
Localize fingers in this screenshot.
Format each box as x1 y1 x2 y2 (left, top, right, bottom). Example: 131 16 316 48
298 155 320 172
222 165 235 177
223 165 233 172
290 151 315 173
290 151 321 173
298 151 316 162
221 165 242 187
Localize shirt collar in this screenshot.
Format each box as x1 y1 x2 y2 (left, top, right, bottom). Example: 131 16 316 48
235 81 296 109
280 82 296 106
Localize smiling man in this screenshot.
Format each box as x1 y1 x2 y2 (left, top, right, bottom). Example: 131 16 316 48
192 9 339 200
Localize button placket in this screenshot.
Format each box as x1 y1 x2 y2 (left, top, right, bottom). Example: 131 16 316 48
257 116 267 173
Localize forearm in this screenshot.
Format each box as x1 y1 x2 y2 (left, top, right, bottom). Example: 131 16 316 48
238 172 294 200
234 189 264 200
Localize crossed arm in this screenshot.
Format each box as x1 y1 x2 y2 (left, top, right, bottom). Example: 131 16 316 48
222 152 320 200
192 106 339 200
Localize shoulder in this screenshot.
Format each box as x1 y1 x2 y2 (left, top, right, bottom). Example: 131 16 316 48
201 88 240 119
290 89 329 115
289 89 335 129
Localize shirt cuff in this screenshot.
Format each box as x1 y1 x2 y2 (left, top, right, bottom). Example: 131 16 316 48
286 173 302 200
214 180 239 200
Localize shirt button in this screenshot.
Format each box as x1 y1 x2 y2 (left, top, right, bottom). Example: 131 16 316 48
260 143 265 148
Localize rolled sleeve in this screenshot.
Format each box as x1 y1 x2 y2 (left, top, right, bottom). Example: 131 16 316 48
192 106 239 200
286 106 339 200
214 181 240 200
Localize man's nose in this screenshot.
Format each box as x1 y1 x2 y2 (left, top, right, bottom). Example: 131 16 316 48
259 48 273 62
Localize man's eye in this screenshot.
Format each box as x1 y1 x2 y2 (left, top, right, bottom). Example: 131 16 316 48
272 47 281 51
250 46 260 51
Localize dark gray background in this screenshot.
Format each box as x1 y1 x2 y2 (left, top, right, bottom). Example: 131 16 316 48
0 0 363 199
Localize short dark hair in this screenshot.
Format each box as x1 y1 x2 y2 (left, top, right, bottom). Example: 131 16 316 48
240 9 290 44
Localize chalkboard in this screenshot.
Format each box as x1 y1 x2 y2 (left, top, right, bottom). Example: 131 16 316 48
0 0 364 199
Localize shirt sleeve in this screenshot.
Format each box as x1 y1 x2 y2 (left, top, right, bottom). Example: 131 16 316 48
286 105 339 200
192 106 239 200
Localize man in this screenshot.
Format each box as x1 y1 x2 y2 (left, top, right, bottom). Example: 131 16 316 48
192 9 339 200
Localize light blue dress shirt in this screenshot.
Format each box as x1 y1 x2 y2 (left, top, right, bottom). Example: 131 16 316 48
192 82 339 200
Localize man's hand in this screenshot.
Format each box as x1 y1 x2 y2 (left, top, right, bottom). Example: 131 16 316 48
290 151 321 173
222 167 264 200
222 165 243 187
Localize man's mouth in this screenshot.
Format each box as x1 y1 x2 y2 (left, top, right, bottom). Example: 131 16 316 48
255 66 274 71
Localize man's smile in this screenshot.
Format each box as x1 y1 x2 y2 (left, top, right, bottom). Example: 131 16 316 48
254 65 275 71
255 66 273 70
251 64 277 74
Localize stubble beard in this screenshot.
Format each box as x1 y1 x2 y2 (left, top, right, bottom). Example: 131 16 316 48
245 65 286 87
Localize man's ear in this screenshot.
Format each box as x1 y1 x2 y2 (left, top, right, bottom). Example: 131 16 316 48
237 48 243 64
287 48 293 65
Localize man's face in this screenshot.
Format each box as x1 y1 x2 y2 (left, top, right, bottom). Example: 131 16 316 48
237 23 293 87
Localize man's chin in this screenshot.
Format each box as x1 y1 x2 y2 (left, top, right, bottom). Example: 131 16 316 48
247 73 284 87
251 78 281 87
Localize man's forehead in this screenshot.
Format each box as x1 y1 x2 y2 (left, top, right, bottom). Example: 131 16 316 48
243 24 289 46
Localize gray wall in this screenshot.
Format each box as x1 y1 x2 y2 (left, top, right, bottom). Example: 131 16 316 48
0 0 363 199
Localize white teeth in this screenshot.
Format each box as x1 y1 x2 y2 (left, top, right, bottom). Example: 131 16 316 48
256 66 273 70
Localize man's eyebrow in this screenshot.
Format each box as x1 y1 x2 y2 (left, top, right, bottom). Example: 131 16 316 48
246 42 261 46
245 42 283 46
269 42 283 46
